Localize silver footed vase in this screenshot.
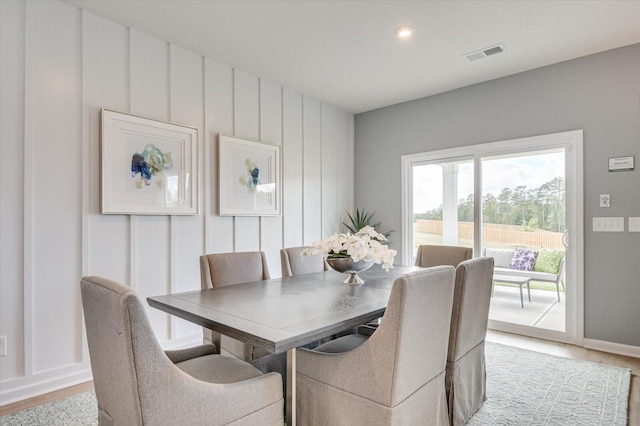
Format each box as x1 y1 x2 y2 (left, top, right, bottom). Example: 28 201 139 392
326 257 374 285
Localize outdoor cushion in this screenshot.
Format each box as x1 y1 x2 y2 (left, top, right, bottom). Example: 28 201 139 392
484 248 514 268
533 248 565 274
509 248 538 271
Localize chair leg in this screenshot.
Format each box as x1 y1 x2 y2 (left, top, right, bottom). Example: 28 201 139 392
556 282 560 302
527 281 531 302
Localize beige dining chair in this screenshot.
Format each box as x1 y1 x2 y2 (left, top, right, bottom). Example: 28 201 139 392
281 246 348 346
296 266 456 426
446 257 494 426
280 246 327 277
81 276 284 426
199 251 271 360
357 244 471 336
415 244 473 268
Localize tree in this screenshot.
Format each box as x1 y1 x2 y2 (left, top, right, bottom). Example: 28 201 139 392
482 193 498 224
497 187 513 224
413 176 565 232
537 177 565 232
458 194 474 222
511 185 529 227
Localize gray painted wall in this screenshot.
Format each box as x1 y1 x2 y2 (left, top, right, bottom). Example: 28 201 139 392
354 43 640 347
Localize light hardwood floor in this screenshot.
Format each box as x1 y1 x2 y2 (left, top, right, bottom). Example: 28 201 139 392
1 332 638 424
0 381 94 417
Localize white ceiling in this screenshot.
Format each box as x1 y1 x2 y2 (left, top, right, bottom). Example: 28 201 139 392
62 0 640 114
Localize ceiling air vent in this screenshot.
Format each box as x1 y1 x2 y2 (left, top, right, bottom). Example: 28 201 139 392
464 44 506 62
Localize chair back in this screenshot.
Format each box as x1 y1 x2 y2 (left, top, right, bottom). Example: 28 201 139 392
415 245 473 268
200 251 270 289
81 276 171 425
280 247 327 277
371 266 456 406
199 251 271 359
448 257 494 363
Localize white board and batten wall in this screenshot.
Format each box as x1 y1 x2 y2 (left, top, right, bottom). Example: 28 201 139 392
0 0 354 405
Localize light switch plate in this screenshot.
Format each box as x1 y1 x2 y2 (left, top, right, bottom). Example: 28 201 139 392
593 217 624 232
629 217 640 233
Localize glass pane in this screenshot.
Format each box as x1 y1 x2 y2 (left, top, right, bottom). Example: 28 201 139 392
412 159 474 261
482 149 566 332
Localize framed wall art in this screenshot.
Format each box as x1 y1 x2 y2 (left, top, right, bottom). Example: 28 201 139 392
219 134 281 216
101 109 198 215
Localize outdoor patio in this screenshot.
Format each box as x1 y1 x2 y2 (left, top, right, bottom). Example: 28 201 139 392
489 284 565 332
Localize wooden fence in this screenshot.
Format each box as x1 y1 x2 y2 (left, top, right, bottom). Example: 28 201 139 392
414 220 564 249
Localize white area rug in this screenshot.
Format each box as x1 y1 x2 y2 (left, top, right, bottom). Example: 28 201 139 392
0 391 97 425
0 342 631 425
469 342 631 425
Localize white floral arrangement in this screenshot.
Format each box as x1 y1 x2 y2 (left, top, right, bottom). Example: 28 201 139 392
303 226 397 272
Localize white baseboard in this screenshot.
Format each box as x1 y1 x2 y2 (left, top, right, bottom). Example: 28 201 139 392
0 333 204 407
0 362 93 406
583 338 640 359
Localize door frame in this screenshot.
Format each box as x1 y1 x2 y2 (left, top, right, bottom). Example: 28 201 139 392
401 130 584 345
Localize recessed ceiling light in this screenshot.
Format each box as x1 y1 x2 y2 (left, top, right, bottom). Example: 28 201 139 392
395 26 414 39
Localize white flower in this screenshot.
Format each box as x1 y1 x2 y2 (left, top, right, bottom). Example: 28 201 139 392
356 225 387 242
303 229 396 272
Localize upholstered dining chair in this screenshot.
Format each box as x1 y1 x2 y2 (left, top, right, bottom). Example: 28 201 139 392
81 276 284 426
281 246 350 346
415 244 473 268
296 266 456 426
199 251 270 361
446 257 494 426
280 246 327 277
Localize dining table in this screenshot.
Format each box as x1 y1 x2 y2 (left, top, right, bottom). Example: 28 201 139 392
147 264 420 425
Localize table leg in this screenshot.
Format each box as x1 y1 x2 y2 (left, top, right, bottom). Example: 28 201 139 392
286 348 297 426
519 284 524 308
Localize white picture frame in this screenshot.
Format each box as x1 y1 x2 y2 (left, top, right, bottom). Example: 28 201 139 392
219 134 281 216
101 109 198 215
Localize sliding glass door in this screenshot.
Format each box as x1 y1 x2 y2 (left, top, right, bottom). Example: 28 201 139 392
481 150 566 333
401 131 583 344
411 158 474 259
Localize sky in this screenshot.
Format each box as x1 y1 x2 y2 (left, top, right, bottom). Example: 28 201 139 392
413 150 565 213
